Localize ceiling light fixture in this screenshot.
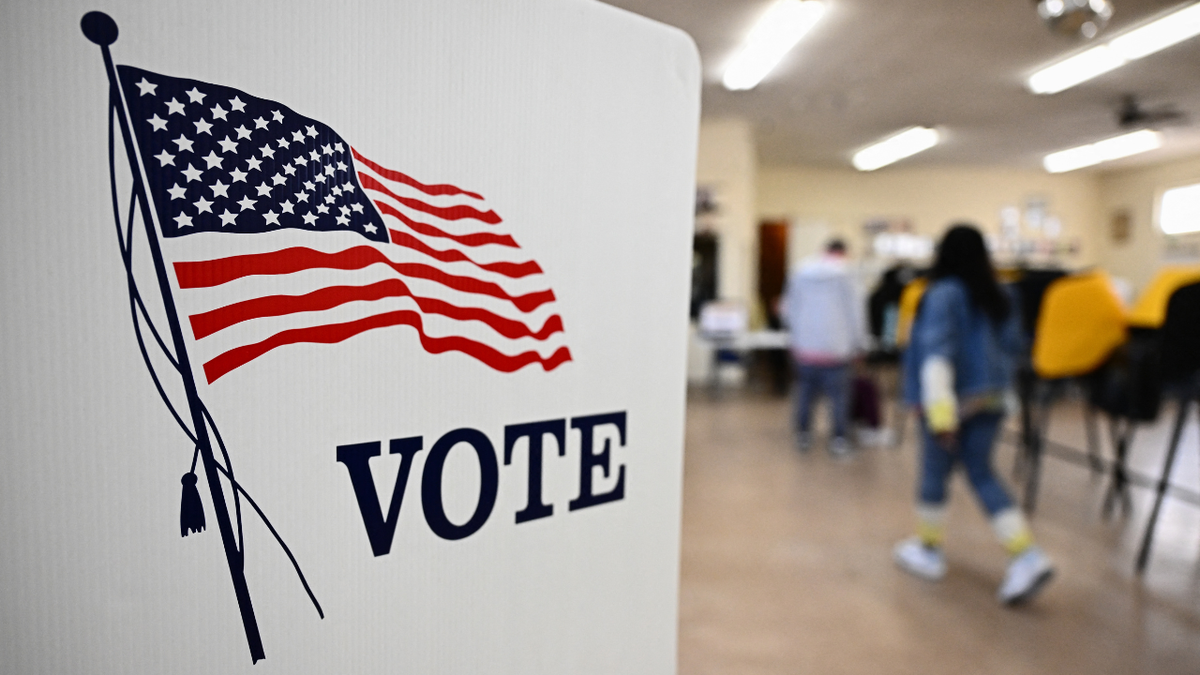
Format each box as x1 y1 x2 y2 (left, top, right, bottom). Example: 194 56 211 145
851 127 940 171
721 0 826 91
1043 129 1162 172
1028 1 1200 94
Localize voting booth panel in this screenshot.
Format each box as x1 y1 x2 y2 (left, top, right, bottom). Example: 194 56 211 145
0 1 699 672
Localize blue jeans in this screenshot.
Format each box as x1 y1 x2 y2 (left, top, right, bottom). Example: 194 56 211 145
919 412 1014 516
794 362 850 439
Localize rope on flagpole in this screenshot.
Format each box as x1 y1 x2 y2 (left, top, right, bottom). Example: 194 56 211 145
105 80 323 620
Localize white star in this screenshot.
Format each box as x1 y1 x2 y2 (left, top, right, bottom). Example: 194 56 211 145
334 142 345 153
153 149 175 166
229 168 248 183
341 183 356 194
324 164 335 177
308 150 321 163
185 87 206 104
336 214 349 226
283 164 297 176
280 200 295 214
181 164 203 182
303 180 315 192
229 96 246 112
302 212 318 225
210 180 229 198
173 212 193 227
167 183 188 200
147 114 168 131
135 78 157 96
321 144 333 156
237 196 257 211
305 125 318 138
336 161 348 172
339 205 350 216
263 210 280 226
172 135 194 152
364 223 377 234
316 204 330 215
291 130 305 143
217 136 238 154
271 173 287 186
193 196 213 214
350 202 364 213
259 144 275 159
245 157 262 172
296 191 310 203
324 194 336 204
234 125 252 140
314 174 326 184
255 183 272 197
277 137 291 149
201 150 223 169
194 118 213 135
165 98 186 115
218 209 238 226
331 185 343 196
210 103 228 121
271 110 284 123
253 116 268 129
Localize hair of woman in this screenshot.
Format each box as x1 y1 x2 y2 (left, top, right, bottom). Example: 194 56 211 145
929 223 1010 323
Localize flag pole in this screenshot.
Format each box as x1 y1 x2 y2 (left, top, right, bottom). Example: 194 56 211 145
81 11 266 663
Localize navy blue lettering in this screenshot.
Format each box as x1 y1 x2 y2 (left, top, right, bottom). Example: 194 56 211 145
336 437 424 556
568 412 627 511
421 428 499 540
504 419 567 523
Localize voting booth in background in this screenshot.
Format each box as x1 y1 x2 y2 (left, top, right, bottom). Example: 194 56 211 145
0 2 700 672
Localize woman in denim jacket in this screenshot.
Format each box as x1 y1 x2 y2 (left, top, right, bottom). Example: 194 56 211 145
894 224 1055 605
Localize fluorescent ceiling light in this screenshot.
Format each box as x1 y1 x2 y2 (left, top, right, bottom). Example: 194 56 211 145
1028 1 1200 94
722 0 825 91
1043 129 1162 173
851 127 940 171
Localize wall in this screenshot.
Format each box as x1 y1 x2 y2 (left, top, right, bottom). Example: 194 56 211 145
695 118 757 305
1096 155 1200 291
757 165 1103 270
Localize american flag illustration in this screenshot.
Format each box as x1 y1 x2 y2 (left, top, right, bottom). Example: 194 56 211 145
118 66 572 384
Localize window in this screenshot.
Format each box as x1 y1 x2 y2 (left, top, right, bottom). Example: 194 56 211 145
1159 182 1200 235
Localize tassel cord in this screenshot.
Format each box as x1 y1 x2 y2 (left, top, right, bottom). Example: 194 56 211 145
108 98 319 619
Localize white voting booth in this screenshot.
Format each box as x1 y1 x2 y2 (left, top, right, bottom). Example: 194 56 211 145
0 2 699 672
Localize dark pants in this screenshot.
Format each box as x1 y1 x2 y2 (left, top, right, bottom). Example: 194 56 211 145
918 412 1014 516
794 362 850 439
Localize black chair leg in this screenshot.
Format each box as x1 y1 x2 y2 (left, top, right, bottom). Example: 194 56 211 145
1103 418 1135 519
1135 396 1192 574
1084 403 1104 475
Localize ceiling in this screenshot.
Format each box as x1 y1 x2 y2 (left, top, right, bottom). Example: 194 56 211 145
601 0 1200 171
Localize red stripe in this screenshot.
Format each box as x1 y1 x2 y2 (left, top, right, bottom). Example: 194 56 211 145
189 278 565 341
388 229 542 279
173 246 555 312
351 148 484 200
358 173 500 224
378 204 517 248
202 309 573 383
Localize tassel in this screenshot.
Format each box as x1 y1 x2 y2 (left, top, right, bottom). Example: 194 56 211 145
180 472 206 537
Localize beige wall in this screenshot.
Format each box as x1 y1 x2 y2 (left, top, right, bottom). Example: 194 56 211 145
1096 156 1200 291
757 165 1103 269
695 118 757 305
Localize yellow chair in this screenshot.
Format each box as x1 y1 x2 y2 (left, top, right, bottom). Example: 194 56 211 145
895 277 928 348
1032 270 1127 380
1127 265 1200 328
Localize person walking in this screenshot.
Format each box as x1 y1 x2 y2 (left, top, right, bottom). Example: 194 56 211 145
781 238 867 457
893 224 1055 605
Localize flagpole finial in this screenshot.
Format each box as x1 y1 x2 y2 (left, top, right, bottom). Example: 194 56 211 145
81 11 118 46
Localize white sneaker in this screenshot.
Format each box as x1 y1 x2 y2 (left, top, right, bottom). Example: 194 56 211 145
998 546 1055 605
829 437 853 459
893 537 947 581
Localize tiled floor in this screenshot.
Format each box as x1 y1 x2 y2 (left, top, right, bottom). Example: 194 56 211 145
677 384 1200 674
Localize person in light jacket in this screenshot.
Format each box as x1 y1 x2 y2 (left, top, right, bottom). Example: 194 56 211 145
894 224 1055 605
780 239 868 457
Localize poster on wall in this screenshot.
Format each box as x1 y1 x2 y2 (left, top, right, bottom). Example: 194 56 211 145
0 2 700 672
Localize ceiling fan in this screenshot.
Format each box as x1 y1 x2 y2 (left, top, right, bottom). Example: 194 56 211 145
1117 95 1188 129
